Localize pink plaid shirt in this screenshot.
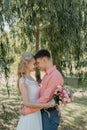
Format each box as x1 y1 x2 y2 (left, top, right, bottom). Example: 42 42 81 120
24 66 64 114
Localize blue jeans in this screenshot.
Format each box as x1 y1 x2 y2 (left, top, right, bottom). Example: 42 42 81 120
41 107 61 130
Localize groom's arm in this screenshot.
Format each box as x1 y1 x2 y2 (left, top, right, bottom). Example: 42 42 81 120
21 74 64 115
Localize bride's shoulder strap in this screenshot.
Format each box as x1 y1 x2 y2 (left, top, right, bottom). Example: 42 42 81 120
19 77 26 85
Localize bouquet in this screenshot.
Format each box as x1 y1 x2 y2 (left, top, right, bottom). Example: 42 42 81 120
53 85 72 105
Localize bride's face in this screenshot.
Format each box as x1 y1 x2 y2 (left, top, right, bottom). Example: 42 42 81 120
26 58 36 72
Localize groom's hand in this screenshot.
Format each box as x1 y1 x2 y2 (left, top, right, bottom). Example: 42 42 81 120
19 104 27 115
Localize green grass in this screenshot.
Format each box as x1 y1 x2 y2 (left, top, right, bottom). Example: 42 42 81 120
59 91 87 130
0 84 87 130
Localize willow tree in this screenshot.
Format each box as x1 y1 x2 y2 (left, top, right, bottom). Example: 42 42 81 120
0 0 87 83
40 0 87 75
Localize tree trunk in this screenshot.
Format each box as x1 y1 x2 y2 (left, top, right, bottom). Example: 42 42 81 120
35 21 41 83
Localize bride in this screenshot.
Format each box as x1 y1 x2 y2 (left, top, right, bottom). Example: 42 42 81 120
16 52 54 130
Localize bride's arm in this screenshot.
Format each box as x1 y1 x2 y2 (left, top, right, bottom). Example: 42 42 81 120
25 101 55 108
19 83 55 108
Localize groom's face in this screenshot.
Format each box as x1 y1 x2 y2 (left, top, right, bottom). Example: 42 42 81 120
36 57 46 71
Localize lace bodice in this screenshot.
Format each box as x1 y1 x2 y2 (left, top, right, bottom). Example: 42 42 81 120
19 77 40 102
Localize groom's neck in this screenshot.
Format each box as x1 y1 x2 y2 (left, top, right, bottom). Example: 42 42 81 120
45 61 53 72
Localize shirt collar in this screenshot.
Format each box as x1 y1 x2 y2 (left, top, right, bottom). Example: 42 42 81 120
46 65 56 75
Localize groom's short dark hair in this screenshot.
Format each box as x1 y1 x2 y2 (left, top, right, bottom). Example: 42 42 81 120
34 49 51 59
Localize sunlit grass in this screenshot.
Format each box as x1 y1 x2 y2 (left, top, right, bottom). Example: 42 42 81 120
0 82 87 130
59 91 87 130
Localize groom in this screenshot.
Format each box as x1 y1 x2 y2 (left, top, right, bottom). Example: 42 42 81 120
20 49 64 130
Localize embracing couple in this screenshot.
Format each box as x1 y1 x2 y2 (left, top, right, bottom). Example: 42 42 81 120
16 49 64 130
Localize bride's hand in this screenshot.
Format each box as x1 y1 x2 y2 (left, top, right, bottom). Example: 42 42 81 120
46 99 59 108
50 103 58 108
49 99 56 107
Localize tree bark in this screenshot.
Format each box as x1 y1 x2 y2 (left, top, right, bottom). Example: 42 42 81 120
35 19 41 83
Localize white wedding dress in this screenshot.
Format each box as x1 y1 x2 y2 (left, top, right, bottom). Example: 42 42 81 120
16 77 42 130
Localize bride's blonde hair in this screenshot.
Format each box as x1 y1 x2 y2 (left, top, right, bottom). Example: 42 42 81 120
17 52 34 95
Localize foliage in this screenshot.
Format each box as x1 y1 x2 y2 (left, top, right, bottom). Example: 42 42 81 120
0 0 87 84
